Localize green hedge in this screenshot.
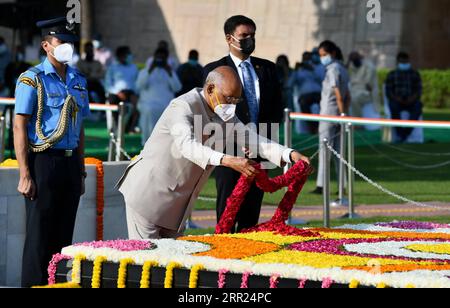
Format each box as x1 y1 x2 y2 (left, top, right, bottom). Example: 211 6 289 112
378 69 450 109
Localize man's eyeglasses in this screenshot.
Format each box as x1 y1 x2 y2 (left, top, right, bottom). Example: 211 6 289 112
224 96 244 105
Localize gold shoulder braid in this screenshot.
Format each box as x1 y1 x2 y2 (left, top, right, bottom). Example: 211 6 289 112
18 75 37 88
29 74 78 153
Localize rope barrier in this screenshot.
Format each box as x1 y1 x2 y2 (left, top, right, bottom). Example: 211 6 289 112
290 113 450 129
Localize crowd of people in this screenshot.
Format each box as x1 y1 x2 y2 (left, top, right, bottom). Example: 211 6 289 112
0 33 423 145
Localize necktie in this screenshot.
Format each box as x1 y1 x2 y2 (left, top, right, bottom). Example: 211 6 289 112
241 61 259 124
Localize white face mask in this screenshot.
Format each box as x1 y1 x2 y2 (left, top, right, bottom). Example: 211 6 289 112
49 43 74 64
211 90 236 122
215 103 236 122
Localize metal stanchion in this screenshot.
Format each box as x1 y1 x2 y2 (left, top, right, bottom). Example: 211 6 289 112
108 132 115 162
332 115 348 208
346 123 360 219
323 138 331 228
115 102 125 161
186 216 201 230
0 116 6 163
284 109 306 225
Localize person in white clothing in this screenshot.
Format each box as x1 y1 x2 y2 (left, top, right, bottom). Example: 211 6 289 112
137 48 182 145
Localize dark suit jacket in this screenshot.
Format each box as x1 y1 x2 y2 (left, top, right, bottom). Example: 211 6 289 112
203 55 284 126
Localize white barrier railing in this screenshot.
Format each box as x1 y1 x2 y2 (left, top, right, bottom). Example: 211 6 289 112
0 97 127 162
284 109 450 227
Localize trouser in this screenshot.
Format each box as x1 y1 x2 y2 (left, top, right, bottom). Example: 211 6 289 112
316 121 347 188
21 150 82 288
215 166 265 233
388 100 423 141
138 106 166 146
126 205 184 240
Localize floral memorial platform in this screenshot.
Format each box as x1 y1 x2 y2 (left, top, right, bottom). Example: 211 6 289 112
46 161 450 288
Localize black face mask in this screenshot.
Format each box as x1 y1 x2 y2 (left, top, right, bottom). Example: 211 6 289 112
352 58 362 68
232 35 256 56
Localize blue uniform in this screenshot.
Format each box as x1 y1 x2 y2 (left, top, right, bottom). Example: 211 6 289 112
15 58 91 150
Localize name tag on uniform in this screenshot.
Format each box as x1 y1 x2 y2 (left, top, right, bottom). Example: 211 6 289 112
73 84 87 92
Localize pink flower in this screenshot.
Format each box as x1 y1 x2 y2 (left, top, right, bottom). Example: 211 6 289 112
218 269 228 288
48 254 72 285
240 272 252 289
322 277 333 289
73 239 155 251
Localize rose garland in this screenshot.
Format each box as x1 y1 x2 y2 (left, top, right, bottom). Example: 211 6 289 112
240 272 252 288
269 274 280 289
84 158 105 241
140 261 159 288
91 256 108 289
216 160 318 237
117 258 134 288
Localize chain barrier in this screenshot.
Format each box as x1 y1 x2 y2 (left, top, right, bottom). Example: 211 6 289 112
356 131 450 170
325 141 450 211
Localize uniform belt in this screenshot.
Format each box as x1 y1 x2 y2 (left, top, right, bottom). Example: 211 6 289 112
38 148 78 157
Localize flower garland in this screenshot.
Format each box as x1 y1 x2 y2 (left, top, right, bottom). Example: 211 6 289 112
91 256 108 289
48 253 73 285
298 278 307 289
189 264 205 288
33 282 81 289
215 160 317 237
269 274 280 289
164 262 182 288
117 258 134 288
349 279 360 289
84 158 105 241
321 277 333 289
240 272 252 288
140 261 159 288
71 254 86 284
218 269 229 288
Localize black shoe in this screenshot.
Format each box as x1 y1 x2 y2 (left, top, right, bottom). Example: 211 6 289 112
311 187 323 195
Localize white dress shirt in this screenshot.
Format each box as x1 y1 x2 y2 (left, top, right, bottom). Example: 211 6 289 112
229 53 260 105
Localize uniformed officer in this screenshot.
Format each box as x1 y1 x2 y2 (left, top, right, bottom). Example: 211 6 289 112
13 17 90 287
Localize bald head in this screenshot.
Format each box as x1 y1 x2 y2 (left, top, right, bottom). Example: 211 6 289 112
204 66 242 105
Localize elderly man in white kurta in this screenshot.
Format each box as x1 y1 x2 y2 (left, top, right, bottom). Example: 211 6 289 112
117 66 310 240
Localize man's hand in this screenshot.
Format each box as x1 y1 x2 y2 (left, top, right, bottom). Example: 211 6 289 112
290 151 315 175
18 173 36 200
222 156 259 178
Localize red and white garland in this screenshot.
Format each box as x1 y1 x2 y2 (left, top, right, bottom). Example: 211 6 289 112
215 160 318 237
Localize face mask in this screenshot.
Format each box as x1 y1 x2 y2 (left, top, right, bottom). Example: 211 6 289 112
154 58 165 67
49 43 74 64
17 53 25 62
398 63 411 71
210 89 236 122
352 58 362 68
320 55 333 66
92 40 102 49
231 35 256 56
188 59 198 66
126 54 134 65
0 44 7 55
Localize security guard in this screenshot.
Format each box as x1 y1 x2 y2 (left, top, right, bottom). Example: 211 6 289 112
13 17 90 287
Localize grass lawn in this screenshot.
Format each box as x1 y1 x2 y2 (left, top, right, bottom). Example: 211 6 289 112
184 215 450 235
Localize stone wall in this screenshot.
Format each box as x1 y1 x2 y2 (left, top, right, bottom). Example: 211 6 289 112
0 162 129 287
92 0 413 68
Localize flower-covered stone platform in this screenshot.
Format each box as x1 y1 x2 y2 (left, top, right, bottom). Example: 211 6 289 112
49 221 450 289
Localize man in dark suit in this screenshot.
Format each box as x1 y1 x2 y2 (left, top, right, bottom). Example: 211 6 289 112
204 15 285 232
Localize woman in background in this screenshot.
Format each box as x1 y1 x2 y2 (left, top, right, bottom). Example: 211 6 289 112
136 48 182 145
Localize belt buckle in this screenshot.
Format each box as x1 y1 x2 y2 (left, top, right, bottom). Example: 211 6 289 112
64 150 73 157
